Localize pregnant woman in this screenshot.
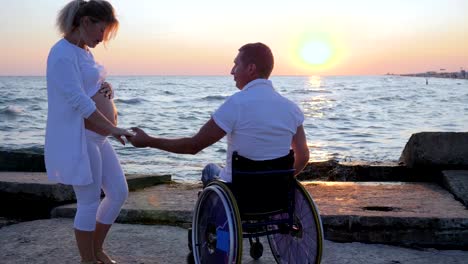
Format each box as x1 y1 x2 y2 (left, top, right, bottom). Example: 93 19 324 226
45 1 132 263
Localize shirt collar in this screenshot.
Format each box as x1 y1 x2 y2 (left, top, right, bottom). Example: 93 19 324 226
242 78 273 91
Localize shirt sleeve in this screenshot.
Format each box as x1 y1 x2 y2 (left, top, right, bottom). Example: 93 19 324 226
296 105 305 127
211 96 239 134
49 57 96 118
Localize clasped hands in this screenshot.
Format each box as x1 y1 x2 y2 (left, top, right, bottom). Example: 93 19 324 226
125 127 149 148
111 126 150 147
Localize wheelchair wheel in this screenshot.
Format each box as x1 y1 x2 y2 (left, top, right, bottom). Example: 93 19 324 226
192 181 243 264
267 180 324 264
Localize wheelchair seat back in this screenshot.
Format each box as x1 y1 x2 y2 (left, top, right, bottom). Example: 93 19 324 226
231 150 295 217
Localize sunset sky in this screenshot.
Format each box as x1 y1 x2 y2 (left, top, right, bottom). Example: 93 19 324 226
1 0 467 76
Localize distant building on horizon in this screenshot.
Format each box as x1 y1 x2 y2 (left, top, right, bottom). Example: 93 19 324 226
400 68 468 79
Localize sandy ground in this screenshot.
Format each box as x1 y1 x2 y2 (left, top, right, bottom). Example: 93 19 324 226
0 218 467 264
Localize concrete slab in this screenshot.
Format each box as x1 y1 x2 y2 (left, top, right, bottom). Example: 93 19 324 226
443 170 468 208
52 181 468 248
303 182 468 248
303 181 468 218
52 182 199 225
0 172 171 202
1 219 468 264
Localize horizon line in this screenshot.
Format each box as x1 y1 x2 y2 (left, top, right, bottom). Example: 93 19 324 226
0 74 391 78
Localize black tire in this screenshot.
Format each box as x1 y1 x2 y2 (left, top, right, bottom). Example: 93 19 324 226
250 241 264 260
187 228 193 251
186 251 195 264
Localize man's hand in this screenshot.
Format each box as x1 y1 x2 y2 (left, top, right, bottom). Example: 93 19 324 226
99 81 113 99
126 127 150 148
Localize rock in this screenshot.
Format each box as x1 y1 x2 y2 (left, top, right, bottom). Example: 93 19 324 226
0 172 171 203
0 172 171 220
442 170 468 208
299 161 423 182
297 160 338 181
327 164 352 181
0 217 18 229
0 148 45 172
399 132 468 169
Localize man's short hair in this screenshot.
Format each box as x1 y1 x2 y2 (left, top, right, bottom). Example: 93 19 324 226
238 43 274 78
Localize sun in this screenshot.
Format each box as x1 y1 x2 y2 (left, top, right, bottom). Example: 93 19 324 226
290 31 343 73
300 40 333 66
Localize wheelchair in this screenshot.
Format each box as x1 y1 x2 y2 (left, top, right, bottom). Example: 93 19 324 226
188 150 324 264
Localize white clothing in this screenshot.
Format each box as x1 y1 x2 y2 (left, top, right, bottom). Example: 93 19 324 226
45 38 105 185
212 79 304 182
72 130 128 231
75 46 107 97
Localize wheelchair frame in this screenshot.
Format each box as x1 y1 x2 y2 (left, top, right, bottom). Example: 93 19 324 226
189 152 324 263
191 180 323 263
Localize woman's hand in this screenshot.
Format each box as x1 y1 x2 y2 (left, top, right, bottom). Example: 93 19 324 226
99 81 113 99
111 127 134 145
126 127 151 148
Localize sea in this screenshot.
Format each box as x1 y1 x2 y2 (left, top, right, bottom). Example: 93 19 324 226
1 75 467 183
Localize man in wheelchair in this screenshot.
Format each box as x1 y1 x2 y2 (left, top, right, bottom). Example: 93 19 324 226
127 43 323 263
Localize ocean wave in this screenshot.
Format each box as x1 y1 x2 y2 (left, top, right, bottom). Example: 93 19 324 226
29 105 43 111
375 95 406 101
114 98 146 104
1 75 467 183
4 97 46 104
155 82 179 86
5 97 30 103
179 115 199 120
200 95 228 101
0 105 24 116
0 145 44 155
291 89 332 94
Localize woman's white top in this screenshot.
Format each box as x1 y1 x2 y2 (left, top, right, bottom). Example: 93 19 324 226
45 38 107 185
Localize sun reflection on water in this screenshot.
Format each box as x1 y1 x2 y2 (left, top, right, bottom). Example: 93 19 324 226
308 75 322 88
302 76 337 162
308 141 334 162
300 76 335 119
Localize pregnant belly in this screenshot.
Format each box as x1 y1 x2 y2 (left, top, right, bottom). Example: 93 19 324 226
84 93 118 136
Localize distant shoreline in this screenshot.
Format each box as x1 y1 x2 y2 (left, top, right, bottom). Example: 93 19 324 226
400 75 468 80
388 71 468 80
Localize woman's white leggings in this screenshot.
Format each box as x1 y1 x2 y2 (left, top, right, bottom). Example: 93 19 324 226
72 130 129 231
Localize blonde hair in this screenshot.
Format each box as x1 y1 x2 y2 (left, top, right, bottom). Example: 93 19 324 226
56 0 119 43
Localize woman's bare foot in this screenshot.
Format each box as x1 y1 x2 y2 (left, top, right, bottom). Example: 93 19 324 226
95 251 116 264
